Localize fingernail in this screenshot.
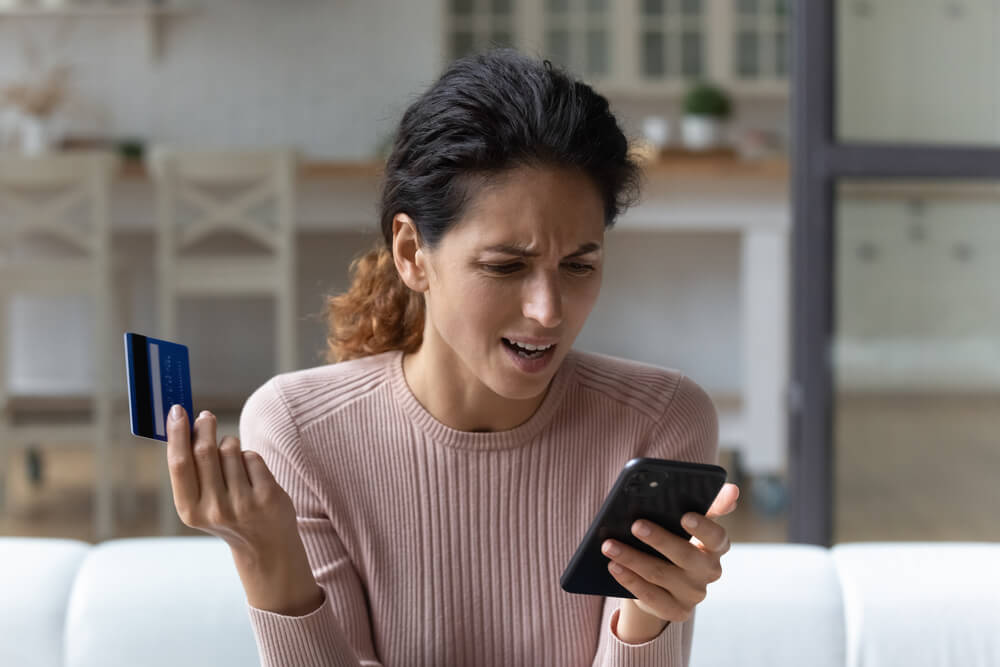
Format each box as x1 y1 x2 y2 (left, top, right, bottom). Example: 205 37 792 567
608 562 624 575
170 405 183 421
198 410 212 420
632 521 652 537
602 540 621 557
682 514 699 530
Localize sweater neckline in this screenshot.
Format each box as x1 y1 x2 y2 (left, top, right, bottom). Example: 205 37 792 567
388 347 578 451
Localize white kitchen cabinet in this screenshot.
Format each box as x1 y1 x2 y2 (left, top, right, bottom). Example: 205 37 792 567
835 182 1000 392
837 0 997 144
444 0 790 97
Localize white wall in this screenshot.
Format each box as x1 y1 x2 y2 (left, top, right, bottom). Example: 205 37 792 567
0 0 443 159
0 1 788 159
5 229 743 399
2 0 771 402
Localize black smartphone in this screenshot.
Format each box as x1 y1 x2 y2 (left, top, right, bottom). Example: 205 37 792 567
560 457 727 598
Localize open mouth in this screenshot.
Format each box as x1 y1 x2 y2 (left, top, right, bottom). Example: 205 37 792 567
501 337 556 360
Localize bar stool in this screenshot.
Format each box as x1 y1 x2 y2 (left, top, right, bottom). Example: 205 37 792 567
0 150 125 542
146 146 298 535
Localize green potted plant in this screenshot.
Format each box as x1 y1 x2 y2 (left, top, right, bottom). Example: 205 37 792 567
681 81 733 151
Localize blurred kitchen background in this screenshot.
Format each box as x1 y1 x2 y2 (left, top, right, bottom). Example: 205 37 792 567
1 0 997 548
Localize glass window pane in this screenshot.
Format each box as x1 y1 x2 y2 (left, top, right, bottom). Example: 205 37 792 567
642 0 665 17
586 28 609 76
641 31 666 77
681 0 701 16
450 31 477 60
491 0 513 14
546 28 571 67
736 30 759 77
491 29 514 48
681 30 702 77
451 0 475 15
775 30 788 76
837 0 999 145
834 180 1000 541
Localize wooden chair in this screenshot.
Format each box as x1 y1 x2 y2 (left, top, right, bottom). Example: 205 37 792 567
0 151 125 542
146 147 298 534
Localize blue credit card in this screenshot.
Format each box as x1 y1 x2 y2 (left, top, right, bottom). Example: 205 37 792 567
123 332 194 442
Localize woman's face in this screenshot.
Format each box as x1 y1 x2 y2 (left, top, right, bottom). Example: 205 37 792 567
414 164 606 400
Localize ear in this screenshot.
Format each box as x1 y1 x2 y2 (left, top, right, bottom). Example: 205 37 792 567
392 213 429 292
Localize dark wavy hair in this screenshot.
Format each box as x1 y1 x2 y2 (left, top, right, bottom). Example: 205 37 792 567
325 48 643 362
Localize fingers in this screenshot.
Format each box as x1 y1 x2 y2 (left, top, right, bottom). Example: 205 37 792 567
602 539 708 606
219 434 251 501
191 411 228 502
705 483 740 520
166 405 200 511
679 513 731 555
606 561 694 622
242 450 277 494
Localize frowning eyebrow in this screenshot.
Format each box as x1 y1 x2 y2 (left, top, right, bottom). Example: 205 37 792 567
481 242 602 258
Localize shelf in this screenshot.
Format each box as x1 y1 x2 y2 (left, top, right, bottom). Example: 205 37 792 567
112 154 789 183
0 2 197 61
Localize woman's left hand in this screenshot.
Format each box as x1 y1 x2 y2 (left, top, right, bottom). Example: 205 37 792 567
602 482 741 642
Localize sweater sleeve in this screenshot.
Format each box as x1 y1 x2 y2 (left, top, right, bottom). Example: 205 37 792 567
239 378 383 667
590 373 719 667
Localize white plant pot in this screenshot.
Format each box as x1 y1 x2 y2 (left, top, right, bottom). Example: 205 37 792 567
20 115 53 156
641 115 670 150
681 114 726 151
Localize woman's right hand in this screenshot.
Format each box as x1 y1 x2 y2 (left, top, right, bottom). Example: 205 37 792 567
166 405 324 615
165 404 297 558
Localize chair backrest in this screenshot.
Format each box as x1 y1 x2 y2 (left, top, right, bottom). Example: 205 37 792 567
146 147 297 260
0 151 120 278
0 151 121 409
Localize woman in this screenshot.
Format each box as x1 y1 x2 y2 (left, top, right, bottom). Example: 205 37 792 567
165 49 739 666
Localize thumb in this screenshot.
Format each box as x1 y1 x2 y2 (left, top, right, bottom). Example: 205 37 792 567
705 483 740 520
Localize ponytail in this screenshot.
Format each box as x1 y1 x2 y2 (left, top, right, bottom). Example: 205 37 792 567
323 241 425 363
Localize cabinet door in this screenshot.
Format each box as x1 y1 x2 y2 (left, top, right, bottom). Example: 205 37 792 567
541 0 613 78
838 0 995 144
638 0 708 82
732 0 790 83
445 0 517 61
904 0 994 143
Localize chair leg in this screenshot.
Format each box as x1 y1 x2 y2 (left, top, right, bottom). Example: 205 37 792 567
117 425 139 524
25 446 44 486
94 411 114 542
0 441 11 515
159 463 181 535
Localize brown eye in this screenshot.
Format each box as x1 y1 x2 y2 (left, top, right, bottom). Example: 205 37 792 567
564 262 596 274
483 263 523 274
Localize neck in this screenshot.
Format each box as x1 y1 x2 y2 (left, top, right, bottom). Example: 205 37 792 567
401 335 552 433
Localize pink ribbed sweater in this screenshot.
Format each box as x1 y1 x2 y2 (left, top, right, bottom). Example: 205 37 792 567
239 347 719 667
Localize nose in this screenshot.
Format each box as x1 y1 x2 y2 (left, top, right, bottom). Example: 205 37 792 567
522 269 563 328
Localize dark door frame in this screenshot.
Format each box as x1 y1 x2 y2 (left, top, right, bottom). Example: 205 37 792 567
789 1 1000 545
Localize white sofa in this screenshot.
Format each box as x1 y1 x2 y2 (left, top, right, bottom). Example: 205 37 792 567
1 537 998 667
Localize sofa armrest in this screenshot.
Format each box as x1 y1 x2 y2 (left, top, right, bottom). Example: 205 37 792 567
0 537 91 667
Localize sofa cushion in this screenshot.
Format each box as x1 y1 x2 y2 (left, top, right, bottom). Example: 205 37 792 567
64 537 259 667
833 542 1000 667
691 543 845 667
0 537 91 667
